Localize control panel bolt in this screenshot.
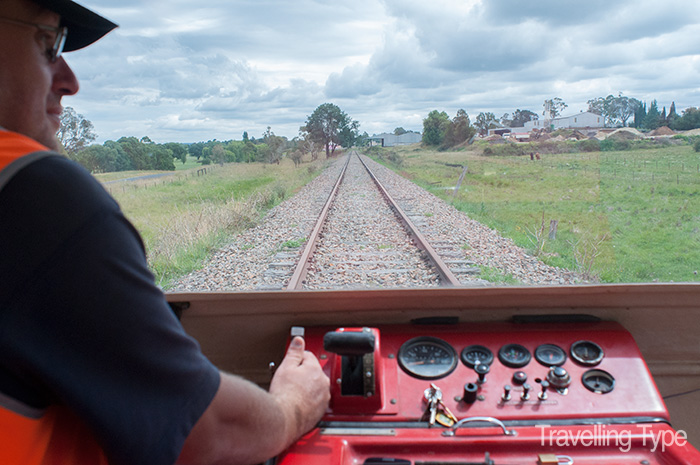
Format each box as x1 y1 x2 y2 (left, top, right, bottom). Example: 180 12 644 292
521 383 531 401
502 384 512 402
538 380 550 400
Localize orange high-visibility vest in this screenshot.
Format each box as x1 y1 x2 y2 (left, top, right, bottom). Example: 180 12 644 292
0 129 109 464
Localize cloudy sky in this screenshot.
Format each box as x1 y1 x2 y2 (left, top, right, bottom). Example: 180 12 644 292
64 0 700 144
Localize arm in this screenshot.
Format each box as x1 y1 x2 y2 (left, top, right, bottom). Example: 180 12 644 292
178 336 330 465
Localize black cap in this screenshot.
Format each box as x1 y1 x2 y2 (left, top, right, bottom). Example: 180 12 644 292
31 0 118 52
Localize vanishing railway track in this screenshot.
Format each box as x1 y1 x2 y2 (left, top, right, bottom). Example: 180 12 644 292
286 151 461 290
171 149 579 292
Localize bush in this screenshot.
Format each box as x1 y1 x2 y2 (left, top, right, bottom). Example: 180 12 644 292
694 138 700 152
600 139 615 151
578 139 600 152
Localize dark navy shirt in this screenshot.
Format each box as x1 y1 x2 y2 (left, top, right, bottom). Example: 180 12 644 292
0 155 220 465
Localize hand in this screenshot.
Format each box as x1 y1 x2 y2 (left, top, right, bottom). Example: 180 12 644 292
269 336 330 440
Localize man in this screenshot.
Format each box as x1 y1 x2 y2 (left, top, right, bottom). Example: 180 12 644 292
0 1 330 464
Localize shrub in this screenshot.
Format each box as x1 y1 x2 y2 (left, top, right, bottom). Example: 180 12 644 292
578 139 600 152
600 139 615 151
694 138 700 152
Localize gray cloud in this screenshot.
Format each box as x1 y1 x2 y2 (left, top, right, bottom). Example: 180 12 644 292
65 0 700 143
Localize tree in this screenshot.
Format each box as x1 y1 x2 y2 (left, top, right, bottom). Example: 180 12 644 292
188 141 205 160
149 145 175 171
500 113 512 127
262 127 286 164
57 107 97 155
615 94 641 127
642 100 662 131
444 109 476 147
394 127 407 135
667 102 680 128
633 102 647 128
211 143 226 165
588 94 640 127
164 142 188 164
289 149 304 168
474 112 499 136
303 103 358 158
511 109 538 127
298 127 321 161
117 136 151 170
672 107 700 130
422 110 450 146
338 119 360 148
543 98 567 120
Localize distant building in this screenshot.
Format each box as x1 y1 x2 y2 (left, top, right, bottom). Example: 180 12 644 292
524 111 604 131
370 132 422 147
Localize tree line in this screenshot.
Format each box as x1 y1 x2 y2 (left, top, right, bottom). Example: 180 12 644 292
58 103 361 173
421 94 700 148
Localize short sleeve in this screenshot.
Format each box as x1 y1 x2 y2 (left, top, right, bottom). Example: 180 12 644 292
0 156 220 465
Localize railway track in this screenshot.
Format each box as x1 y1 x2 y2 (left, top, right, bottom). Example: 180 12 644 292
286 151 461 290
171 149 579 292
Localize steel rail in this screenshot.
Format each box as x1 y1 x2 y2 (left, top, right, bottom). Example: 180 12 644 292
356 153 461 287
287 151 461 289
285 154 352 290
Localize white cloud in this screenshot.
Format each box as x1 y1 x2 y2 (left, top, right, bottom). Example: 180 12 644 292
64 0 700 143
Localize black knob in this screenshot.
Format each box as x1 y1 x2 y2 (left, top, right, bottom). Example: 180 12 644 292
521 383 531 401
512 371 527 385
502 385 512 402
538 380 550 400
463 382 478 404
475 363 489 383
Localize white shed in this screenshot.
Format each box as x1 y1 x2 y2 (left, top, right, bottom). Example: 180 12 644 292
525 111 604 131
370 132 422 147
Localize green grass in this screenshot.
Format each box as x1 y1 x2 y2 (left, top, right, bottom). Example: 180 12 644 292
102 157 329 287
368 145 700 283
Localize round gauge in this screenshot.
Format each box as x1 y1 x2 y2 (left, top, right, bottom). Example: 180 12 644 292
571 340 604 366
535 343 567 367
397 336 458 380
460 345 494 368
498 343 531 368
582 369 615 394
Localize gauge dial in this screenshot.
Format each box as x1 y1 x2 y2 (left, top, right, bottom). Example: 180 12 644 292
498 343 531 368
571 340 604 366
582 369 615 394
535 343 567 367
398 336 457 380
460 345 494 368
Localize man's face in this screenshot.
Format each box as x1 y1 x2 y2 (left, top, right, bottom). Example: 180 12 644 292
0 0 79 150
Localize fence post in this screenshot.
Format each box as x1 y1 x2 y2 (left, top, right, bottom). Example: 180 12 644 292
548 220 558 240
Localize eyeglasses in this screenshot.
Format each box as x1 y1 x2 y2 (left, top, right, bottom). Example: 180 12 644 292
0 17 68 63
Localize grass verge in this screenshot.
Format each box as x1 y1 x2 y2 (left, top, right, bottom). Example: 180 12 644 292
104 158 328 288
367 144 700 283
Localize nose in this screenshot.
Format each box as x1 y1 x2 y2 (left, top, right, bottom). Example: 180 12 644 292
52 56 80 96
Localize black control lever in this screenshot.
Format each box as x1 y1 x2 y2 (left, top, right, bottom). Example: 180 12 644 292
324 329 377 397
324 330 375 355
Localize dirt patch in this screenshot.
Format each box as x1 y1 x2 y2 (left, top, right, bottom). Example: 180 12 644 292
650 126 675 136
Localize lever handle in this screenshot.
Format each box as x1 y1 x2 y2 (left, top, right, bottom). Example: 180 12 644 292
442 416 517 437
323 330 375 356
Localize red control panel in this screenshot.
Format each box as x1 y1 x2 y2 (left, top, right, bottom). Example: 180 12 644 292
277 320 700 464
